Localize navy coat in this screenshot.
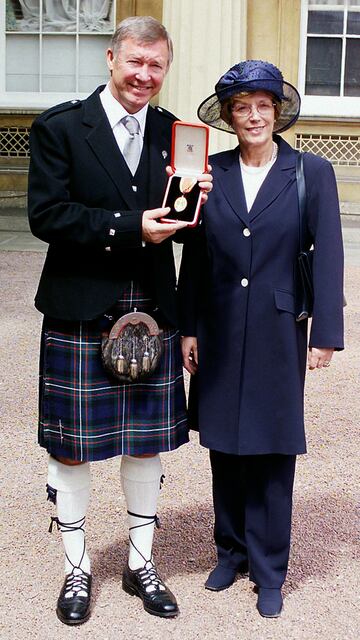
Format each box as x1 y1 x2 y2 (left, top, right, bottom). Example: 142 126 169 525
178 136 344 455
28 86 179 324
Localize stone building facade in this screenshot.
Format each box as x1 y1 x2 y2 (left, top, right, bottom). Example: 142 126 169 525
1 0 359 211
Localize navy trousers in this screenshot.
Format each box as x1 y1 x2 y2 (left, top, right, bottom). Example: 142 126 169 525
209 450 296 588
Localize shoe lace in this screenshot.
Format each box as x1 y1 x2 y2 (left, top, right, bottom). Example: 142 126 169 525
49 516 89 599
137 562 166 593
127 510 160 562
64 567 90 599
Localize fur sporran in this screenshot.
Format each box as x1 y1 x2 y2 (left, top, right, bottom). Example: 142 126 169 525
101 311 163 383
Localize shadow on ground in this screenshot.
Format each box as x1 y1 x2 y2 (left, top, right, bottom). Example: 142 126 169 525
90 489 358 605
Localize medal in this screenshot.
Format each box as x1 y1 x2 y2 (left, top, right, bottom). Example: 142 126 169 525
174 195 188 212
173 176 197 213
179 176 197 193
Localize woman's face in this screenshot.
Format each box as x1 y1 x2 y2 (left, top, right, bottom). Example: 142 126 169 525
230 91 276 150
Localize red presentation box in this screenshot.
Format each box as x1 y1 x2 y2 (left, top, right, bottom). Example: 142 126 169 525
161 121 209 227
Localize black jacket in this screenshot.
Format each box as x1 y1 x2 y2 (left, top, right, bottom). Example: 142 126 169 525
28 86 179 324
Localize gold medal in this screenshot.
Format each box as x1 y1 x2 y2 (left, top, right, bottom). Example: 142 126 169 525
179 176 197 193
174 195 187 212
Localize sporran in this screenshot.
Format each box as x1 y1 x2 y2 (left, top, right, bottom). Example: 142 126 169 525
101 310 163 383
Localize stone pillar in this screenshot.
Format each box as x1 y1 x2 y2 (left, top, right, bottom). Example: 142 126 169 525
160 0 247 154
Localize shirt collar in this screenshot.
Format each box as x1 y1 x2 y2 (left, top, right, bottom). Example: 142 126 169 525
100 83 148 136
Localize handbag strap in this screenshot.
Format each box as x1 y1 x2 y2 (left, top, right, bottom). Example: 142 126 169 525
296 152 307 252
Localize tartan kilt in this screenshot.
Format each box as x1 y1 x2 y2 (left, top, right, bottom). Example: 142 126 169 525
38 284 189 461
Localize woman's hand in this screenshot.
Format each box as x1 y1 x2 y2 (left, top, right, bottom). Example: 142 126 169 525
181 336 198 375
166 165 213 205
308 347 334 370
198 164 213 205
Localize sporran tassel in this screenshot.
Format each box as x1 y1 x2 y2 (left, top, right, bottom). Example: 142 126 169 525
117 354 125 374
117 338 125 374
142 336 150 373
130 337 138 380
130 358 138 379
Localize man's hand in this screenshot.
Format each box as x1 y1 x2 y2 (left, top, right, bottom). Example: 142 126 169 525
308 347 334 370
142 207 188 244
181 336 198 375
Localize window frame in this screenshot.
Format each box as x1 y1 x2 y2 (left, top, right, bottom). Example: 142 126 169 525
0 1 114 109
299 0 360 116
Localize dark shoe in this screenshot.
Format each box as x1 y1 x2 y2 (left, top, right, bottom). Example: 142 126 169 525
205 560 249 592
256 587 283 618
122 563 179 618
56 568 92 625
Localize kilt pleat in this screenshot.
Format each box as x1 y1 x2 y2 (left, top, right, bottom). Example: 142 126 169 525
38 284 189 461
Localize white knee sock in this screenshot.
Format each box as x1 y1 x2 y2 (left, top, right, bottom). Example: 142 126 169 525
120 454 163 570
47 456 91 576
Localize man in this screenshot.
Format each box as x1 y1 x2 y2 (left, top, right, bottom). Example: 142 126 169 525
28 16 211 626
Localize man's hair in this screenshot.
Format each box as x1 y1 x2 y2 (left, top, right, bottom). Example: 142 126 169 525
110 16 173 67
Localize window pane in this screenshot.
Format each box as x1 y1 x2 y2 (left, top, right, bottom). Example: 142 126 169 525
6 34 39 91
305 37 342 95
79 36 109 92
347 10 360 33
41 0 113 33
79 0 113 33
308 10 344 33
42 36 76 92
42 0 77 33
309 0 344 4
344 39 360 95
6 0 40 31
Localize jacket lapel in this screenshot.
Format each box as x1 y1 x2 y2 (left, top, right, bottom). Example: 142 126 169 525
82 87 137 209
248 137 296 222
146 106 173 207
216 148 249 226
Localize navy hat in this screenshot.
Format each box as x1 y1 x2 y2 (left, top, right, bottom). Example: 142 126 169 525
198 59 301 134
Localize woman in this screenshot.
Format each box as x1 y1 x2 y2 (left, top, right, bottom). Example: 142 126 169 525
178 60 344 618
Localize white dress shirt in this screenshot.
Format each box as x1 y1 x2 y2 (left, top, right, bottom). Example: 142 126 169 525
99 82 148 156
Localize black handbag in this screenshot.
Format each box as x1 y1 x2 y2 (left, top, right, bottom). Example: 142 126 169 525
295 153 314 322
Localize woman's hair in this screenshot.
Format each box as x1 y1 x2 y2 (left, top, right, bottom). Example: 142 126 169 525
110 16 173 68
220 91 282 126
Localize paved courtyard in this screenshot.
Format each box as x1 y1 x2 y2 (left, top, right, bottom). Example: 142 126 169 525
0 218 359 639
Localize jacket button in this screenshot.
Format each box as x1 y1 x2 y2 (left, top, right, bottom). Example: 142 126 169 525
243 228 251 237
241 278 249 287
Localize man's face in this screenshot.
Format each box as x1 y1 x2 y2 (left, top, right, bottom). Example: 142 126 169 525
106 37 170 113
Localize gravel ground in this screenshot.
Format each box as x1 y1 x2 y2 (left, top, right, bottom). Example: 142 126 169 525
0 250 359 640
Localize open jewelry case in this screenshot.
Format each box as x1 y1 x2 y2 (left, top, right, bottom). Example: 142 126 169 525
161 121 209 226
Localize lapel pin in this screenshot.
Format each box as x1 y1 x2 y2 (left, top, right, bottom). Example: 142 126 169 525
162 150 168 159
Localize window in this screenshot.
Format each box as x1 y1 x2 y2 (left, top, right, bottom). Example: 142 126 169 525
1 1 115 108
299 0 360 116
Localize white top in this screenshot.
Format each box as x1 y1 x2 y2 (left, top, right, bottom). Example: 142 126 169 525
99 83 148 155
240 143 278 212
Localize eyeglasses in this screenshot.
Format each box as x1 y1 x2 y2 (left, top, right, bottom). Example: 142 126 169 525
231 102 276 118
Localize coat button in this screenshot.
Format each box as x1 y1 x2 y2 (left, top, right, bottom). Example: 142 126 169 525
241 278 249 287
243 227 251 237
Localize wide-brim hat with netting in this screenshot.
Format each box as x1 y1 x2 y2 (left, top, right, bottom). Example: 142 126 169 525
197 59 301 134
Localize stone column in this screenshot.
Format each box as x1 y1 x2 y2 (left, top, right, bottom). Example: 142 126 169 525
160 0 247 154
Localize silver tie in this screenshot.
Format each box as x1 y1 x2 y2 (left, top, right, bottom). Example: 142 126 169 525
121 116 142 175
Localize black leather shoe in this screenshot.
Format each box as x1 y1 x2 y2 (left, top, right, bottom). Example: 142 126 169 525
122 563 179 618
256 587 283 618
56 568 92 625
205 560 249 592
